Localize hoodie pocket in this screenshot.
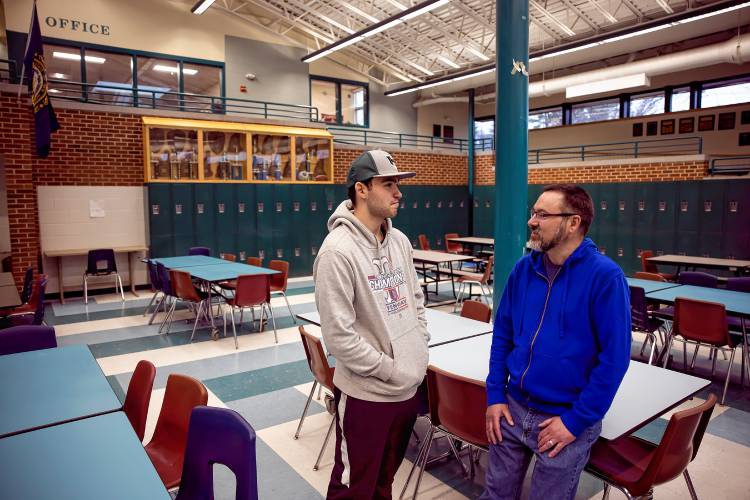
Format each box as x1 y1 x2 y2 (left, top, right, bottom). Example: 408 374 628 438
389 324 429 391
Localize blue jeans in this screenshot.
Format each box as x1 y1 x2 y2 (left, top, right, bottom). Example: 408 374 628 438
480 395 601 500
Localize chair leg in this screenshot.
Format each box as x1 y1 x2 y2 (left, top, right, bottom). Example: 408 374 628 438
448 438 469 477
159 299 177 334
400 426 432 499
143 291 159 316
267 302 279 343
313 416 335 471
721 347 736 406
190 301 204 343
601 483 611 500
453 283 465 312
83 275 88 304
411 426 436 500
683 469 699 500
117 274 125 301
690 343 700 370
647 334 657 365
230 304 238 349
281 291 296 323
148 295 165 325
294 381 318 439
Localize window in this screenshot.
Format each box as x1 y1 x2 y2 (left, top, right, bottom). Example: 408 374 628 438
85 49 134 105
671 86 690 112
529 107 563 129
44 43 83 99
183 63 222 112
137 56 180 108
701 78 750 108
432 124 442 137
630 91 665 117
474 118 494 149
571 98 620 124
310 76 368 127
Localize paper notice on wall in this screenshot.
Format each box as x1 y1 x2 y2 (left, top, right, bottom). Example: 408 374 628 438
89 200 105 218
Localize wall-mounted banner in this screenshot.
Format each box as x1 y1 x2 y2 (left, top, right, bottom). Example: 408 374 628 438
44 16 110 35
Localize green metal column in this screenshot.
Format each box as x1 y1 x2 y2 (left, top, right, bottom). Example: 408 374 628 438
468 88 475 236
494 0 529 306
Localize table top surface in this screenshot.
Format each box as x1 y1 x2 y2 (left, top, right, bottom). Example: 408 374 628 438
413 249 475 264
626 277 682 294
188 262 279 282
647 254 750 269
0 344 121 438
148 255 228 268
0 272 15 286
0 412 170 500
428 335 710 441
298 308 493 348
446 237 494 246
0 285 21 309
645 284 750 316
44 245 149 257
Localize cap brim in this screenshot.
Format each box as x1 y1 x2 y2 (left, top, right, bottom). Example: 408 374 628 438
371 172 416 181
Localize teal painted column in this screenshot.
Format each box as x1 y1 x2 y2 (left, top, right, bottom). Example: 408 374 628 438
494 0 529 306
468 88 475 236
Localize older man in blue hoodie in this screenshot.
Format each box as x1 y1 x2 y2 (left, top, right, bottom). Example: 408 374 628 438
481 184 631 500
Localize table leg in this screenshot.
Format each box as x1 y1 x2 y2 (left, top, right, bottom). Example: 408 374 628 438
128 251 139 298
449 261 457 299
57 256 65 304
742 317 749 388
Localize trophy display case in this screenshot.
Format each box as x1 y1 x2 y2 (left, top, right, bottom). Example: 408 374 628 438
143 117 333 184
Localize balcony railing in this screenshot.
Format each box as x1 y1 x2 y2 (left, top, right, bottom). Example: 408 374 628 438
327 126 469 152
527 136 703 164
709 156 750 175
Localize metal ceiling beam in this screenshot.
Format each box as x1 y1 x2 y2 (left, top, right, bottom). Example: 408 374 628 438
558 0 600 31
587 0 618 24
530 0 577 36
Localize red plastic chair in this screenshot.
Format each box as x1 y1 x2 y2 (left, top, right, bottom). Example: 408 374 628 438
402 366 488 498
665 298 736 405
453 256 494 312
123 360 156 442
444 233 470 255
246 256 263 267
460 300 492 323
295 326 336 470
145 374 208 490
586 394 717 500
633 271 668 282
220 253 237 262
169 270 209 339
224 274 277 347
418 234 430 251
269 260 295 321
641 250 676 281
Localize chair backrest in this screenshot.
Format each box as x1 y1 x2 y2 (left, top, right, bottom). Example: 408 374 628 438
674 298 729 346
678 271 718 288
220 253 237 262
298 326 335 391
123 360 157 442
30 276 48 325
147 261 162 292
246 256 263 267
460 300 492 323
188 246 211 256
444 233 462 253
637 394 716 492
157 263 173 296
169 270 202 303
268 260 289 291
480 256 494 284
175 407 259 500
418 234 430 251
427 366 487 448
233 274 271 308
147 374 208 472
641 250 659 273
0 325 57 355
86 249 117 274
633 271 667 282
20 266 33 303
628 286 651 332
726 277 750 293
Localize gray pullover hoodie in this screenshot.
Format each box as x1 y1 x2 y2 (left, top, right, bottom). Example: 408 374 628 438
313 200 429 403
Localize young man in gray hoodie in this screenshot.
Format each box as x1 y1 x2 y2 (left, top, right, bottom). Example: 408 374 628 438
313 149 430 499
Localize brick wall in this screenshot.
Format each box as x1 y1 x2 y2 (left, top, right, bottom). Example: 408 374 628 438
475 152 708 185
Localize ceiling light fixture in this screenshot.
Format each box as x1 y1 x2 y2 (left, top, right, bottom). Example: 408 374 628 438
302 0 450 63
566 73 649 98
53 51 106 64
385 0 750 97
154 64 198 75
191 0 216 15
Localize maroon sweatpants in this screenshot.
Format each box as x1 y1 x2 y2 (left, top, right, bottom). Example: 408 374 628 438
326 387 420 500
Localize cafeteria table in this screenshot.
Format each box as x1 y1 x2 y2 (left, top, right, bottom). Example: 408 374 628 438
0 272 15 286
412 249 475 306
0 283 21 309
0 344 121 438
428 335 710 441
0 412 170 500
626 277 682 294
297 307 493 347
146 254 227 268
446 236 495 257
647 254 750 276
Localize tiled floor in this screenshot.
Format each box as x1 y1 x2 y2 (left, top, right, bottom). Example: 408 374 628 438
51 279 750 499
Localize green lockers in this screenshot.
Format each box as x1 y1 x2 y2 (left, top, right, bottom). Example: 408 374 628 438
213 184 238 256
148 184 174 257
236 184 257 260
172 184 195 255
193 186 217 254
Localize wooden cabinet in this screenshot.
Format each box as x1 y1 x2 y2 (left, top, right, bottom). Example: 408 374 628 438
143 117 333 183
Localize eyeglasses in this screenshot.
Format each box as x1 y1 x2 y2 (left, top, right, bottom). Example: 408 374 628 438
529 209 579 220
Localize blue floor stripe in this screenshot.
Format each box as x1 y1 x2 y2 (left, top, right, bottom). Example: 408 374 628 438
204 359 313 402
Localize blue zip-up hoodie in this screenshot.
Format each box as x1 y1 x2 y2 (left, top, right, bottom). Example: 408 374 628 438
486 238 631 437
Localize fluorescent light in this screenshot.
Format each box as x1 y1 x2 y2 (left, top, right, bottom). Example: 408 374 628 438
51 73 67 79
48 88 61 93
183 68 198 75
302 0 451 63
52 51 106 64
566 73 650 98
191 0 216 15
153 64 198 75
401 0 449 20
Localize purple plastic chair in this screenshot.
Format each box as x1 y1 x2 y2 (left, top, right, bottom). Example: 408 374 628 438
175 406 258 500
20 266 33 304
678 271 718 288
189 246 211 256
84 249 124 304
727 277 750 334
630 286 665 364
0 325 56 355
7 276 48 326
143 261 163 317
